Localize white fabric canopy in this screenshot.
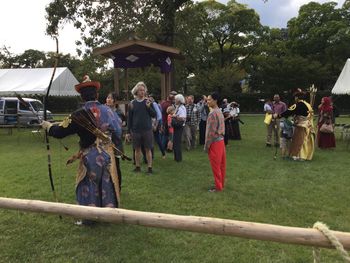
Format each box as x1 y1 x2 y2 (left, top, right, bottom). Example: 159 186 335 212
332 59 350 95
0 67 79 96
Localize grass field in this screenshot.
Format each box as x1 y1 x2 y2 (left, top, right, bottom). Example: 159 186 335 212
1 115 350 262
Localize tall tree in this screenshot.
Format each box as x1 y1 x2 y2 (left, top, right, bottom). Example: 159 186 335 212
17 49 47 68
45 0 190 51
174 0 261 96
287 2 350 89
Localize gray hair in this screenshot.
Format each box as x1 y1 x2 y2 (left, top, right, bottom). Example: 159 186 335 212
131 81 148 96
175 94 185 104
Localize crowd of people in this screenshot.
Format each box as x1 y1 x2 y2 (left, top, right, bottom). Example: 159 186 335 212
40 76 338 225
40 78 235 225
264 91 336 162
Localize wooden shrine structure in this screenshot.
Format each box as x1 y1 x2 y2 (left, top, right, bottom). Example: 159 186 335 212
93 39 184 102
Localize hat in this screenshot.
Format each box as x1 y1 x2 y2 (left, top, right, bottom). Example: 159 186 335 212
293 88 303 96
169 90 177 95
75 75 101 93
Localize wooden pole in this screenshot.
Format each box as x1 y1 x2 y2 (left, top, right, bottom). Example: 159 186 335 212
124 68 129 101
1 197 350 250
166 72 171 98
114 68 119 97
161 73 166 101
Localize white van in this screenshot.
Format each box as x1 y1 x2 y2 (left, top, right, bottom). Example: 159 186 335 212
0 97 53 126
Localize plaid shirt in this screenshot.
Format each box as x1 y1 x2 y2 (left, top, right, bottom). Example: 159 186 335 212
185 104 200 126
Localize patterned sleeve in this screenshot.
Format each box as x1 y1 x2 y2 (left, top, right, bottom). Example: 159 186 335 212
48 115 78 139
107 108 122 139
100 107 122 150
218 111 225 135
281 104 297 118
204 112 215 151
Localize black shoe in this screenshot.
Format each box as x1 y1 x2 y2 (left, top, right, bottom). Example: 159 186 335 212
266 143 272 147
146 167 153 175
133 167 141 173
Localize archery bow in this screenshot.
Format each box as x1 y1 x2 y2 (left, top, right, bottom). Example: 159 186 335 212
43 37 60 204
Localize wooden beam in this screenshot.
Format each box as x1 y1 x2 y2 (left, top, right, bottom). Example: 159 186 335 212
1 197 350 250
93 39 182 57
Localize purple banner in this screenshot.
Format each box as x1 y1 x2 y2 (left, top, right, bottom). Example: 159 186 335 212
113 53 172 73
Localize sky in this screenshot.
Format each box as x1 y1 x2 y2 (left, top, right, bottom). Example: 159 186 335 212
233 0 346 28
0 0 346 57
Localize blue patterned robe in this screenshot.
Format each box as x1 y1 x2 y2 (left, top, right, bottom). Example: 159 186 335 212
49 101 121 207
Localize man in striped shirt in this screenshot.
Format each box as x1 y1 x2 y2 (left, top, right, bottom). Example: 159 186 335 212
204 92 226 192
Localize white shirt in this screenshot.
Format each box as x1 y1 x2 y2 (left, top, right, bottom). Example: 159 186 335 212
264 103 272 112
230 107 240 117
176 104 187 118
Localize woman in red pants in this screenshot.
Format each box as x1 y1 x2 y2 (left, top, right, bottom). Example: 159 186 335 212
204 92 226 192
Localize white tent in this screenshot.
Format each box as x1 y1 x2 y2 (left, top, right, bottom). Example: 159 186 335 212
332 58 350 95
0 67 79 96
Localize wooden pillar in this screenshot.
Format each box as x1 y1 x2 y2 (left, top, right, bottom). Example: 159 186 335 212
125 68 129 101
161 72 171 101
114 68 119 97
161 73 166 101
166 72 171 96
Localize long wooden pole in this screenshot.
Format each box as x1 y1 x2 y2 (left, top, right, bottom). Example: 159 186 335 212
1 197 350 250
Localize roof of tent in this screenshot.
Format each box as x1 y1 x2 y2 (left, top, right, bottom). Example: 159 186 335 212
0 67 79 96
332 59 350 95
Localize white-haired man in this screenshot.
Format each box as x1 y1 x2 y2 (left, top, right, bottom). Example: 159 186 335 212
126 82 156 174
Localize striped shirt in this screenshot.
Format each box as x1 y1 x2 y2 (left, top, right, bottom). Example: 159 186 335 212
204 107 225 151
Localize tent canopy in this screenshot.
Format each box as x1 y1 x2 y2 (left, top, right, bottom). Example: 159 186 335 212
0 67 79 96
332 59 350 95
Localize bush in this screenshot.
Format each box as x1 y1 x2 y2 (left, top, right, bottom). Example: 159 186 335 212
36 92 350 115
221 92 350 114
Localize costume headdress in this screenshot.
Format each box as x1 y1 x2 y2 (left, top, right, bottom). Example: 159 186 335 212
75 75 101 93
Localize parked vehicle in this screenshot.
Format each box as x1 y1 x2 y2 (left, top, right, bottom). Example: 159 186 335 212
0 97 53 126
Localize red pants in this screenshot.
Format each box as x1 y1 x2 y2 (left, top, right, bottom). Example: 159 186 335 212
208 140 226 191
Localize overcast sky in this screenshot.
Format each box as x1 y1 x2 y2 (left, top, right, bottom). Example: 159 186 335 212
0 0 346 57
234 0 345 28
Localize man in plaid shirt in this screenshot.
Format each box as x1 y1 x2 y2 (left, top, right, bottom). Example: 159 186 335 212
184 95 200 150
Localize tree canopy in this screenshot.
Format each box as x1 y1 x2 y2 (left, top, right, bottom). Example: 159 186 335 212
2 0 350 100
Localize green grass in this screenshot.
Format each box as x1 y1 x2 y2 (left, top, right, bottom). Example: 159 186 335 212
1 115 350 262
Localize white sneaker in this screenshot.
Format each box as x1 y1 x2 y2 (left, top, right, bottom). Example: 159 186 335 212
74 220 83 226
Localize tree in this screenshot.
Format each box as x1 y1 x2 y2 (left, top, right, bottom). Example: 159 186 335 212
0 46 17 68
287 2 350 89
176 1 261 68
343 0 350 10
45 0 190 51
173 0 261 97
17 49 47 68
